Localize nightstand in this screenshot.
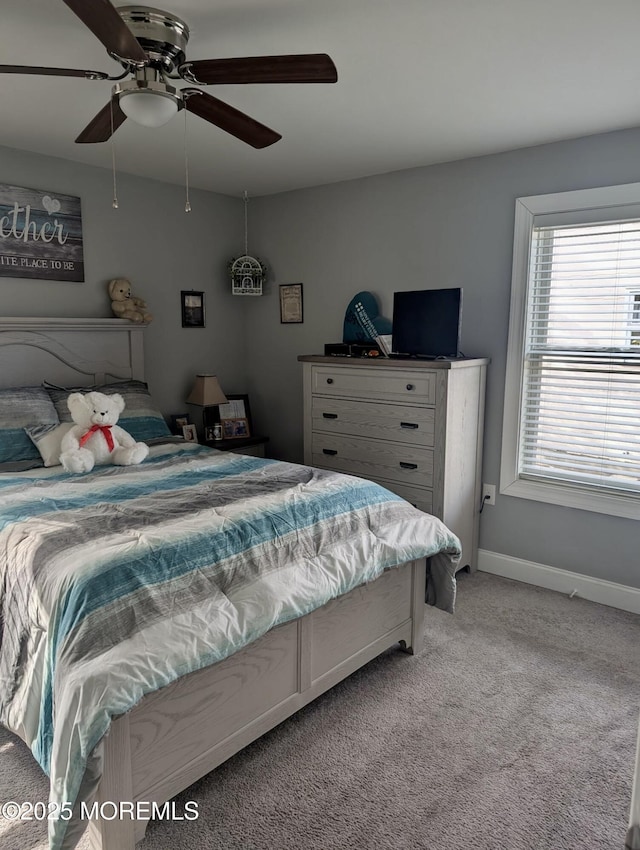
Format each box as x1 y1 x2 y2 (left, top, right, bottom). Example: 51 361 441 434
205 435 269 458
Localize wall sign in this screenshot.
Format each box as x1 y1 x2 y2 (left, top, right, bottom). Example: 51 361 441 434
0 184 84 282
279 283 303 323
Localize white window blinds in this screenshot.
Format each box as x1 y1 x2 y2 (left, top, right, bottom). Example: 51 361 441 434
521 219 640 494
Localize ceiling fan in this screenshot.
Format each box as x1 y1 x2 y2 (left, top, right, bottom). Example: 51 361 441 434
0 1 338 149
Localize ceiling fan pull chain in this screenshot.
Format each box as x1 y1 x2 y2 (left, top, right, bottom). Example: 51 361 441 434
184 107 192 213
244 190 249 255
110 100 119 209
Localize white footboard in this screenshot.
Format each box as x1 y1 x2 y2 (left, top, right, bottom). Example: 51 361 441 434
87 558 426 850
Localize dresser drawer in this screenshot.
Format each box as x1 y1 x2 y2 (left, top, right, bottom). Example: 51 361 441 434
311 365 436 404
311 433 433 488
366 478 434 515
311 397 435 446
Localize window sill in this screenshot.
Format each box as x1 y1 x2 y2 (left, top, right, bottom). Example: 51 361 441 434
500 476 640 520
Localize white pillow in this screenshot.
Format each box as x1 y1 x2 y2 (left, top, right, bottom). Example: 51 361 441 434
25 422 75 467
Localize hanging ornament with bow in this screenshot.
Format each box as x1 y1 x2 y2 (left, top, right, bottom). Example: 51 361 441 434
229 191 266 296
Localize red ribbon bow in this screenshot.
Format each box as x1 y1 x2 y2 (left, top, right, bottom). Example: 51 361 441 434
79 424 114 452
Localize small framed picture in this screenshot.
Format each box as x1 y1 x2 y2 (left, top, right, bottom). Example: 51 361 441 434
181 291 205 328
280 283 303 324
216 394 252 436
170 412 190 434
221 417 250 439
182 423 198 442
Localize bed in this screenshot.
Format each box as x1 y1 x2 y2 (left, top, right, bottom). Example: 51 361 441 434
0 317 461 850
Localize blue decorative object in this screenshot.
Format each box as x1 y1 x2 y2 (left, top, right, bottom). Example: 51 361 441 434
343 291 392 343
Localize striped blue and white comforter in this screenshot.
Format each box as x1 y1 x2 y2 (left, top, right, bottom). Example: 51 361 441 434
0 442 460 849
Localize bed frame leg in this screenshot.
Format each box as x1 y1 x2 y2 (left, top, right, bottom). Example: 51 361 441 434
400 558 426 655
87 714 137 850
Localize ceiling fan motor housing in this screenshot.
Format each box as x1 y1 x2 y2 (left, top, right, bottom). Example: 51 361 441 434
115 6 189 71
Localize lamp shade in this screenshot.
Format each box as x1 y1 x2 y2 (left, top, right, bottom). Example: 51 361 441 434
186 374 227 406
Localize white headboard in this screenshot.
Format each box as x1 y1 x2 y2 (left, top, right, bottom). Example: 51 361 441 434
0 317 145 388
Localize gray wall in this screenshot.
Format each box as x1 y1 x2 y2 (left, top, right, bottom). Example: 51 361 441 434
245 126 640 590
2 129 639 590
0 144 247 420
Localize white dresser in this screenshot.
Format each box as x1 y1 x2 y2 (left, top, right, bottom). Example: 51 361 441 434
299 355 488 571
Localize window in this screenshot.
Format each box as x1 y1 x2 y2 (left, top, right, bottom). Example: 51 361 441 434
501 183 640 520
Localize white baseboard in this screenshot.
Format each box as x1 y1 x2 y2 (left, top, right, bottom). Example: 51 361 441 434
477 549 640 616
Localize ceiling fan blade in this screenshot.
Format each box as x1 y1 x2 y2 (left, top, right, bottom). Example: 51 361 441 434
62 0 147 63
180 54 338 86
75 99 127 143
183 90 281 149
0 65 108 80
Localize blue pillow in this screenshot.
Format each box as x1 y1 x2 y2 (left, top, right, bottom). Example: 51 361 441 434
45 380 171 443
0 386 58 465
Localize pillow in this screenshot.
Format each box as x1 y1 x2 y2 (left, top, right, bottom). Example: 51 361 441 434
0 386 59 466
25 422 75 467
45 379 172 442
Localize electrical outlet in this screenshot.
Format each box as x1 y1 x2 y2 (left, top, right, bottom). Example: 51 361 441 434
482 483 496 506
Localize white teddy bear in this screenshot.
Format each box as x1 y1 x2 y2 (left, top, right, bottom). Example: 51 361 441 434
59 391 149 474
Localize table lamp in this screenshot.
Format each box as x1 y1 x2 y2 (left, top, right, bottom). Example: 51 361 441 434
186 374 227 438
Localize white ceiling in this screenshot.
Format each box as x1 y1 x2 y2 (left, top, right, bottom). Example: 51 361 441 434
1 0 639 198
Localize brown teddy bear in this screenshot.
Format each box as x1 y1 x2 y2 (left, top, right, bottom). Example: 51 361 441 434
108 278 153 323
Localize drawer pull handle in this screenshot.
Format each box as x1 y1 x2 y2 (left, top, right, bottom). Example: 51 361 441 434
400 422 419 429
326 378 334 384
399 461 418 470
406 383 415 391
322 413 338 419
323 448 338 456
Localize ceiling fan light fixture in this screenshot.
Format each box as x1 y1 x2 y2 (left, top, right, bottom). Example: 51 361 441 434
114 79 182 128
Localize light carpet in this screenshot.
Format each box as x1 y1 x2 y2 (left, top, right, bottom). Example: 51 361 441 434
1 571 639 850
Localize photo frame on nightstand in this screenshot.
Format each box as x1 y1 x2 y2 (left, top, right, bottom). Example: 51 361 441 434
221 417 250 439
170 412 190 434
182 423 198 443
216 394 253 436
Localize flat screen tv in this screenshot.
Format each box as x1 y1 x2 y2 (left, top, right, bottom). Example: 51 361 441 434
392 287 463 359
